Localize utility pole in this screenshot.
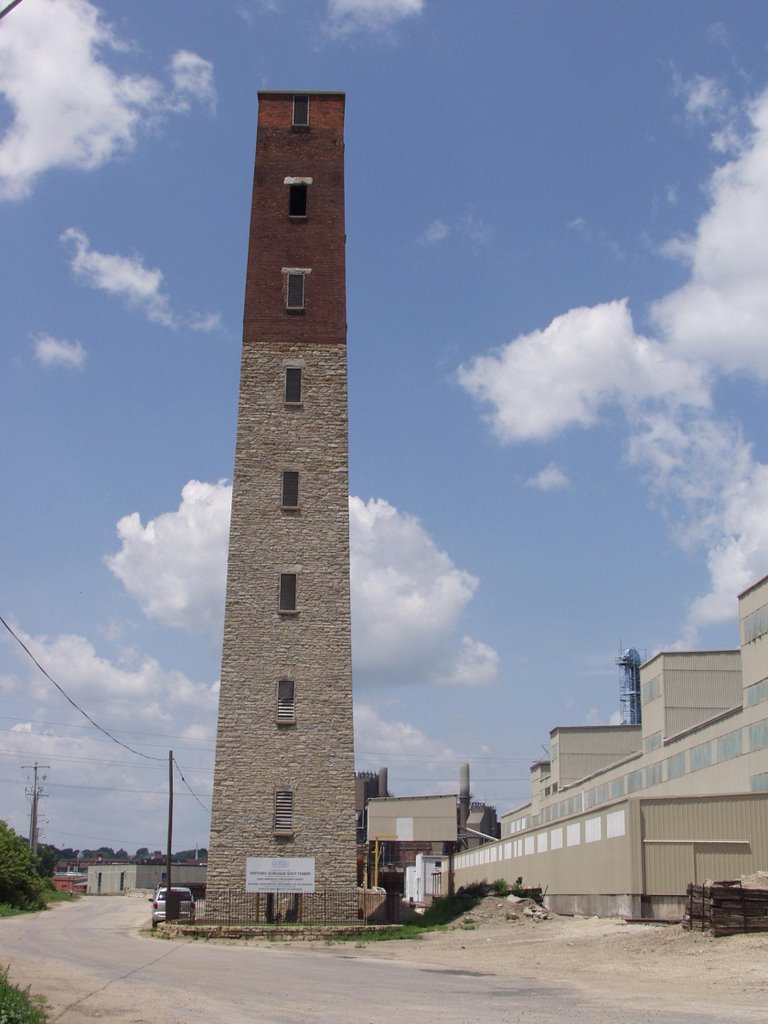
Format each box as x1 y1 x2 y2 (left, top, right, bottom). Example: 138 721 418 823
22 763 49 857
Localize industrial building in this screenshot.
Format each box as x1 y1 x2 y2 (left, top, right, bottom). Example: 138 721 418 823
207 92 357 892
86 862 207 896
452 572 768 918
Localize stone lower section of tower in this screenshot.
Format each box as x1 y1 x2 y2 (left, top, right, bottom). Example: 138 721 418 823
208 342 356 891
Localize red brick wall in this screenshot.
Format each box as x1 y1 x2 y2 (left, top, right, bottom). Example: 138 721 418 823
243 93 346 346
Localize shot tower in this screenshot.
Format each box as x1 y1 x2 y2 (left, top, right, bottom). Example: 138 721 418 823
207 92 356 891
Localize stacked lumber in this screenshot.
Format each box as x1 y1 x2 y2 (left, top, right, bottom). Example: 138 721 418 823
683 881 768 936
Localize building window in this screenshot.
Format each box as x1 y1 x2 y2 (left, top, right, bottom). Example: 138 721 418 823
286 272 305 310
646 763 662 786
285 366 302 404
292 95 309 127
281 470 299 509
717 728 742 762
751 772 768 793
747 677 768 706
585 817 602 844
749 718 768 751
277 679 296 723
566 823 580 847
742 602 768 645
627 769 643 793
606 810 626 838
274 789 294 833
644 731 662 753
667 751 687 779
690 741 712 772
611 777 626 799
279 573 297 613
642 675 661 704
289 184 308 217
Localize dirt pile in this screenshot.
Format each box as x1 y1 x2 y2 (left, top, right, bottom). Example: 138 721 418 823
449 894 549 928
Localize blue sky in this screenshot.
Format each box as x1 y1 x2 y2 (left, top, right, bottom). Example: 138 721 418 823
3 0 768 854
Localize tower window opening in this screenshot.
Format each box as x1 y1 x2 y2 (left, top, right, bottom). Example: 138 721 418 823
286 272 305 310
277 679 296 723
279 573 297 613
284 367 302 404
281 470 300 509
292 95 309 127
289 184 308 217
274 789 294 833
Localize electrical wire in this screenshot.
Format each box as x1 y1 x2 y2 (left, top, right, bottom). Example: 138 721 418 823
1 615 164 762
173 756 211 814
0 0 25 23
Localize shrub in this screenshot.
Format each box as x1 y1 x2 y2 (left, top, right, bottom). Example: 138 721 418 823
0 824 47 912
0 967 47 1024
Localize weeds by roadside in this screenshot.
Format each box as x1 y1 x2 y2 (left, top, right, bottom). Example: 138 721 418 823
0 967 47 1024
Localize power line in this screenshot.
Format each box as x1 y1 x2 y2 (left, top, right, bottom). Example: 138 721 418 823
1 615 164 762
0 714 215 749
0 0 25 22
173 757 211 814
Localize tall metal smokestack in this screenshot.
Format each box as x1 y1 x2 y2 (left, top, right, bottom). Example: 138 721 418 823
377 767 388 798
459 762 470 838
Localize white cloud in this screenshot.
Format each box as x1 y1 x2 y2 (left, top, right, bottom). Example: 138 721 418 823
462 211 492 244
419 219 449 244
326 0 423 35
526 463 570 491
32 333 86 369
168 51 217 113
457 299 709 443
60 227 221 331
105 480 231 634
354 703 457 769
0 0 214 201
0 645 215 851
678 74 730 123
350 496 498 687
187 311 223 334
61 227 176 327
3 622 217 727
459 86 768 640
105 483 497 688
418 213 492 246
652 89 768 377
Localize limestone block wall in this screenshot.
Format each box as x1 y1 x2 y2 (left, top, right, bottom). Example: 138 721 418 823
208 341 356 890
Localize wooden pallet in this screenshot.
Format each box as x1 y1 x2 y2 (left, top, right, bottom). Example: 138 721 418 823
683 881 768 936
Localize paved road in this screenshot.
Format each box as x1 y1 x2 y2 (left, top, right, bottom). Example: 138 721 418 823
0 897 735 1023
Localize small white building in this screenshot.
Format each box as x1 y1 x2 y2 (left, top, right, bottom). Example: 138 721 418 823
405 854 445 904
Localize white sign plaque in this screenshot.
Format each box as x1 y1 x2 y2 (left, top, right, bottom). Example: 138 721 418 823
245 857 316 893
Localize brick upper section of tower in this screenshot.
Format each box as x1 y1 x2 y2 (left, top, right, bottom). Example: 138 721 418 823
242 92 347 347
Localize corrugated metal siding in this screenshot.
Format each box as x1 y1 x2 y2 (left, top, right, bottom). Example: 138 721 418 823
641 795 768 895
664 668 742 708
661 652 740 673
644 843 693 894
666 707 738 736
694 844 753 884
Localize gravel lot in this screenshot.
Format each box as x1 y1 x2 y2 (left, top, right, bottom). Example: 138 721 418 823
343 896 768 1020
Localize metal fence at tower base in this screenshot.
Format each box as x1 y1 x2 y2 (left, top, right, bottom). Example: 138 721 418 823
196 889 402 927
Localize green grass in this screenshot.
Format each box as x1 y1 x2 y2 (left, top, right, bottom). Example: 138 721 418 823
344 885 487 944
0 967 47 1024
0 891 78 919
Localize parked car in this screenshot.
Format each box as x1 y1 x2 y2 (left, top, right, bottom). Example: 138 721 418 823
150 886 195 928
